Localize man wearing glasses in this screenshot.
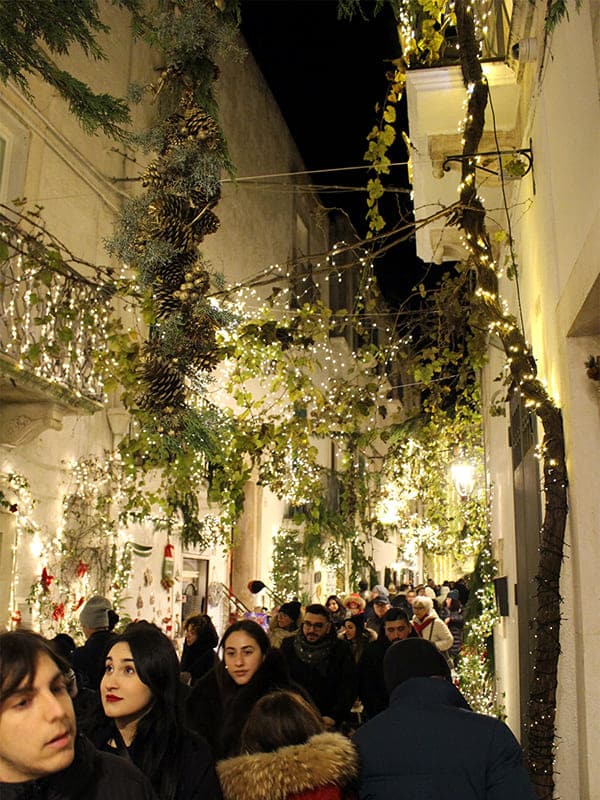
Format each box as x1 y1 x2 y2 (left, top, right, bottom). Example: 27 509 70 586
280 604 357 730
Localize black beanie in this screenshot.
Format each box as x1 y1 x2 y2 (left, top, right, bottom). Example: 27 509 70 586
383 638 451 693
279 600 302 623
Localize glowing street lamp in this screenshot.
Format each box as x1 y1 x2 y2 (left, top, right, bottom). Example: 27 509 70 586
450 459 476 499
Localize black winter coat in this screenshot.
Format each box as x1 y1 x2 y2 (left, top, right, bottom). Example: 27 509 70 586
180 639 217 685
72 631 117 691
0 734 156 800
185 648 297 759
280 632 357 726
354 677 536 800
91 720 221 800
357 637 391 720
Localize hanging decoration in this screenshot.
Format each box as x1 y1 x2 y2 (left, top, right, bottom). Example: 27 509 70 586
161 542 176 590
25 453 135 639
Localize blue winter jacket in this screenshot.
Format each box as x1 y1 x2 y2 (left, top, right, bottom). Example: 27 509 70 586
353 677 536 800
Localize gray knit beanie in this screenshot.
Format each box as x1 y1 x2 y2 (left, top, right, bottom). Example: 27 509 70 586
79 596 112 629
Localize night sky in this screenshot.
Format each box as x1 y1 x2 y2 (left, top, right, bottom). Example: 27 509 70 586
241 1 427 304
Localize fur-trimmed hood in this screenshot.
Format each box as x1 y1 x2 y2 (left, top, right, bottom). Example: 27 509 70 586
217 731 358 800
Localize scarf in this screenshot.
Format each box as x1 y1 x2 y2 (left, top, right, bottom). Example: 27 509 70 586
412 616 435 637
293 631 335 677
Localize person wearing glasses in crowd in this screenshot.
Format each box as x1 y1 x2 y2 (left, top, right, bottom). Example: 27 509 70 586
280 604 357 731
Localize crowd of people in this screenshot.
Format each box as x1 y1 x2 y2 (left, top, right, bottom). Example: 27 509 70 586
0 579 537 799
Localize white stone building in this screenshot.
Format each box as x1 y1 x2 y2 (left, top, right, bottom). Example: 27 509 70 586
405 0 599 794
0 3 357 643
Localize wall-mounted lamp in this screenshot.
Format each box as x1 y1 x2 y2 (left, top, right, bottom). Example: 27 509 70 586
450 459 476 499
511 38 537 63
248 580 283 605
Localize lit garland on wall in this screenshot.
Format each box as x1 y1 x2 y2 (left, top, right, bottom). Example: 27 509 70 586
0 208 118 405
270 528 302 600
22 453 134 639
456 529 502 716
0 471 41 629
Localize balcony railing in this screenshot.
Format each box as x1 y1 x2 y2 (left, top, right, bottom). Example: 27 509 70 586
402 0 513 68
0 214 111 407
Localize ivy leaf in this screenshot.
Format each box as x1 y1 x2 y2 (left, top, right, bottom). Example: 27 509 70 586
57 326 73 344
383 104 396 124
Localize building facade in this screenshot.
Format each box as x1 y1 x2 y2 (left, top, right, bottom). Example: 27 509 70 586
0 3 338 641
406 0 599 794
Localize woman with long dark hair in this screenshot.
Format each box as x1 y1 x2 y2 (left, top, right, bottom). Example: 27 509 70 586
186 619 298 758
89 621 221 800
181 613 218 684
217 690 358 800
325 595 347 631
338 613 375 663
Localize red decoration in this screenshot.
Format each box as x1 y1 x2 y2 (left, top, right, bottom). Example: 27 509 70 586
40 567 54 592
52 603 65 621
11 609 21 627
73 597 84 612
161 542 175 590
76 560 89 578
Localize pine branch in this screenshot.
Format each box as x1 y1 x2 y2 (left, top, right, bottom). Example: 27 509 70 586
0 0 140 138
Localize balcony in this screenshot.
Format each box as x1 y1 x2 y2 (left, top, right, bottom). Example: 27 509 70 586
0 212 110 445
403 0 529 265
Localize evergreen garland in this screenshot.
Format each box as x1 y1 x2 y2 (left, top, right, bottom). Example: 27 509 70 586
102 0 243 544
270 529 302 600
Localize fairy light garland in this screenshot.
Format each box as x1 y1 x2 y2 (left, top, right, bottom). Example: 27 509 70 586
441 2 569 791
5 454 136 638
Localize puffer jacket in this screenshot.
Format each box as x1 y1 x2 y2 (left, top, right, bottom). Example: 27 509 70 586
0 734 156 799
217 731 358 800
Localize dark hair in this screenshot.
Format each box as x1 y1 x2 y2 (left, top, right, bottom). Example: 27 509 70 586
344 614 364 633
325 595 342 608
216 619 270 695
220 619 270 654
304 603 331 622
107 609 119 632
183 613 218 648
0 630 72 704
50 633 76 665
104 621 186 800
241 690 323 754
378 607 411 642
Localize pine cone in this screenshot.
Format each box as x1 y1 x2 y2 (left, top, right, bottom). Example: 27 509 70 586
141 162 163 188
193 209 220 239
138 354 185 409
190 186 221 210
156 249 196 289
182 109 220 148
154 286 180 318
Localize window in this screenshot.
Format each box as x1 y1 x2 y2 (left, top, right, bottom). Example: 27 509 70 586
0 114 30 206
